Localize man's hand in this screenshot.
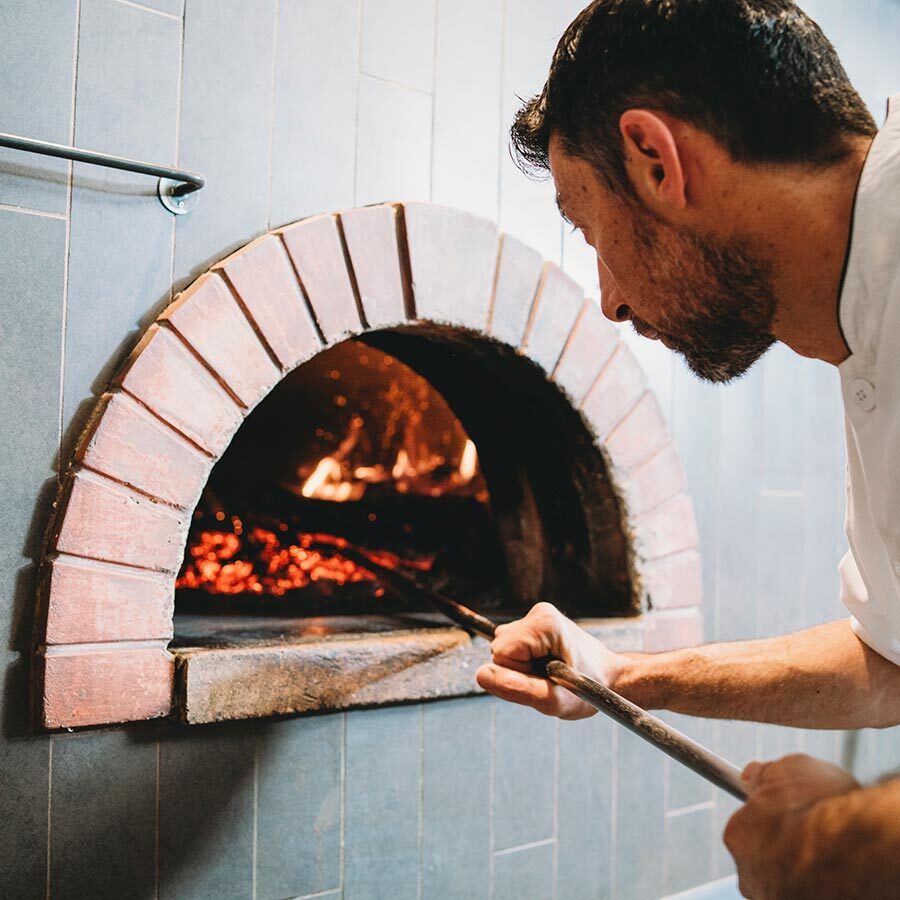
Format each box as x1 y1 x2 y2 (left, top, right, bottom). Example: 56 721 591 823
475 602 626 719
724 754 860 899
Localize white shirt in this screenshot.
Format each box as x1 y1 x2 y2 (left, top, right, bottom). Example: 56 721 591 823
838 92 900 665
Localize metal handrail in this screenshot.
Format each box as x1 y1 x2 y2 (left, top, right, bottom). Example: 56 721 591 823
0 131 204 215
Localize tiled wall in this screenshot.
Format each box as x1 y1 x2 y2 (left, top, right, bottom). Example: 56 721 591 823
2 1 900 897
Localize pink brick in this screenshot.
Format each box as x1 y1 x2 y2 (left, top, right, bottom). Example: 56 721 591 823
521 263 585 373
52 470 188 574
641 550 703 610
490 233 543 347
553 299 619 404
642 609 703 652
42 555 173 644
604 391 669 474
280 214 363 342
160 272 281 409
581 342 647 440
622 442 688 518
339 203 409 328
403 202 499 329
634 492 699 562
38 644 173 729
215 234 322 370
117 325 242 456
77 391 211 509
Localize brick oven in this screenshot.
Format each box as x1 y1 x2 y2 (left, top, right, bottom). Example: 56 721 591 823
32 201 701 731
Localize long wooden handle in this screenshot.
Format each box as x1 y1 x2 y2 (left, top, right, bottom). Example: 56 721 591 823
311 542 747 801
543 660 746 800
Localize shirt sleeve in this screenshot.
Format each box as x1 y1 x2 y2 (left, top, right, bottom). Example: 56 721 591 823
840 549 900 666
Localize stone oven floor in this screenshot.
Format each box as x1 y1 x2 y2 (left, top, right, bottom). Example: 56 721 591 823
169 612 644 726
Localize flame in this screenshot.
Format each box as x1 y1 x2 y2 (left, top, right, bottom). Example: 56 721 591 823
176 517 431 597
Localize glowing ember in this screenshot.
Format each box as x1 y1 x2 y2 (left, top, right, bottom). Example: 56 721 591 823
176 516 432 597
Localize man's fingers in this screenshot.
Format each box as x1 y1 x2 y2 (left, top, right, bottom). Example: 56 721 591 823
476 663 560 714
489 652 533 675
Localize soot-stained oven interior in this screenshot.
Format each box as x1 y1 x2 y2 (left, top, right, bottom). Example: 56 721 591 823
171 325 637 651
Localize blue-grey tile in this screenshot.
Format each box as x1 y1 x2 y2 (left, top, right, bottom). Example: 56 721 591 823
557 714 613 900
354 75 432 208
713 366 764 643
63 0 181 449
802 729 841 767
615 728 665 900
158 726 256 900
344 705 420 900
802 361 846 627
758 494 805 639
712 792 739 882
663 713 715 813
665 806 715 896
0 0 76 213
269 0 360 226
0 736 49 899
756 724 804 769
762 343 806 491
50 730 157 900
256 715 342 899
422 697 491 899
709 721 756 880
671 361 720 634
174 0 276 285
498 0 571 262
431 0 502 220
667 875 742 900
493 841 554 900
360 0 435 93
493 700 555 852
0 209 66 723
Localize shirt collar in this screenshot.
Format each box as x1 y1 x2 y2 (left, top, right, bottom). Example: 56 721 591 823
838 93 900 368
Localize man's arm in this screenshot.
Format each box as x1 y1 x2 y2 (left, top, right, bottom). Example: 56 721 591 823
476 605 900 729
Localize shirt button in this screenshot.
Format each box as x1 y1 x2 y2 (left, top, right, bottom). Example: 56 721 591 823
894 561 900 576
849 378 876 412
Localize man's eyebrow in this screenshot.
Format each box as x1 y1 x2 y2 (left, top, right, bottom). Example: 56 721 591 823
555 192 572 224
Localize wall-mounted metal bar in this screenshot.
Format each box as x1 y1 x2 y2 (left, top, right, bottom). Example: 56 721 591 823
0 131 204 215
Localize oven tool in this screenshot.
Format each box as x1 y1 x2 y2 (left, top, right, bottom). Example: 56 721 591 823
313 542 747 801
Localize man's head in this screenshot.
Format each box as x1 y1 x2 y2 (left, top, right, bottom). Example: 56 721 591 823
513 0 877 382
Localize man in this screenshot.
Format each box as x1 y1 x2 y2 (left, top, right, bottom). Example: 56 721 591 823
474 1 900 897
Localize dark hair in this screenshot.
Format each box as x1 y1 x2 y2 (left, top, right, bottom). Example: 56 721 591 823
512 0 877 193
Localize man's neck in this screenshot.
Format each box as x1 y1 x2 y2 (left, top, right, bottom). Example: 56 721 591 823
763 139 874 366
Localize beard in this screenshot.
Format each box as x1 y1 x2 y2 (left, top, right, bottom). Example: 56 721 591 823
628 215 777 384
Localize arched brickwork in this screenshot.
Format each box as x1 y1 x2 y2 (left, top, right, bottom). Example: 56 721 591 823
33 202 702 730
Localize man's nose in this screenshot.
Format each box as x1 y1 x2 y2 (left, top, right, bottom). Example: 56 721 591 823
597 258 631 323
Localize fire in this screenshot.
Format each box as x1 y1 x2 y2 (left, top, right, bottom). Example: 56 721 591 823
176 516 432 597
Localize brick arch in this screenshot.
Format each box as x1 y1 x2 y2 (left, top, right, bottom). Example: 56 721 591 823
33 202 701 730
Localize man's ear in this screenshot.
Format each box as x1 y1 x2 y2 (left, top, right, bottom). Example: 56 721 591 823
619 109 687 211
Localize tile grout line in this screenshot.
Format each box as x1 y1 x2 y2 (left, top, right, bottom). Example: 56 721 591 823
45 740 52 900
352 0 363 207
427 0 439 203
111 0 181 20
58 0 82 479
552 718 560 900
169 0 186 298
417 704 425 900
488 700 496 900
495 0 507 226
155 730 161 900
252 735 259 900
264 0 280 230
0 204 66 220
610 726 619 900
357 70 433 97
339 711 347 897
493 836 556 857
